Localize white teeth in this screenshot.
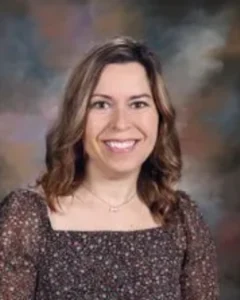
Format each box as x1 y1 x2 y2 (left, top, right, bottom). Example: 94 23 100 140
106 140 136 149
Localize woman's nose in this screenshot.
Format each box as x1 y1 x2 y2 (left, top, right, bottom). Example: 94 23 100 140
111 107 131 130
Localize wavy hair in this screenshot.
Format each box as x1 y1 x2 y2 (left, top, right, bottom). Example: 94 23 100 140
36 36 182 225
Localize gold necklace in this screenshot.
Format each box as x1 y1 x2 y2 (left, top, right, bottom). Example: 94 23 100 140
81 184 136 213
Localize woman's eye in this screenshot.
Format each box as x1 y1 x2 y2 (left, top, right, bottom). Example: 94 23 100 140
130 101 149 109
90 101 110 109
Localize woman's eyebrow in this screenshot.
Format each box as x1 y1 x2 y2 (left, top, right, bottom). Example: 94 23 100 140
91 93 152 100
129 93 152 100
91 93 112 99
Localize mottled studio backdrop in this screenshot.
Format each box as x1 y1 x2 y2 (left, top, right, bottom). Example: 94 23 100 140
0 0 240 299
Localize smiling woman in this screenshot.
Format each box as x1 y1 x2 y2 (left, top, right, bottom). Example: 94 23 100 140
84 62 159 181
0 36 219 299
38 36 181 222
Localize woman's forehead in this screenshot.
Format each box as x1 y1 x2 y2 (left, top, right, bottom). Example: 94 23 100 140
93 62 151 95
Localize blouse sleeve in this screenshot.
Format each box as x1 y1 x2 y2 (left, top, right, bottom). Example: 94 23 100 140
177 191 220 300
0 189 47 300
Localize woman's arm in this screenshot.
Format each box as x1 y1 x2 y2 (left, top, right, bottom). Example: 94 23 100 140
178 191 220 300
0 190 46 299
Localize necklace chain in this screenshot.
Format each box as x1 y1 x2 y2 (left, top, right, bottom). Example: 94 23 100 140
80 184 136 213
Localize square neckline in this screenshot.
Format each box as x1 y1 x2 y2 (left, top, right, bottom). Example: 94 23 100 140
27 188 166 235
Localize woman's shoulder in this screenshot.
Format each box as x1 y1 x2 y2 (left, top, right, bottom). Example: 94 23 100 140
0 187 49 225
0 188 49 266
175 189 200 214
1 187 46 206
175 189 213 236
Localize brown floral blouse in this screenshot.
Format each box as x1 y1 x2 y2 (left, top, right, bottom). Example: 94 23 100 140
0 189 219 300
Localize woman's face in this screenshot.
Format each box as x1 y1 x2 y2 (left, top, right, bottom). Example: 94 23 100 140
83 62 159 178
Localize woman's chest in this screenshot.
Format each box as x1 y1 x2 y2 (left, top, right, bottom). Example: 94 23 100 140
36 230 185 300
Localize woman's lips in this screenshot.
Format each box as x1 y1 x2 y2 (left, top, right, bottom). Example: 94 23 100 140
103 139 139 153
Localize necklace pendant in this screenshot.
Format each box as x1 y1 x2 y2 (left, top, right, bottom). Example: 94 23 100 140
109 206 119 213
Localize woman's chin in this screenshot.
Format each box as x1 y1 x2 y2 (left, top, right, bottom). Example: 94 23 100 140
102 164 141 179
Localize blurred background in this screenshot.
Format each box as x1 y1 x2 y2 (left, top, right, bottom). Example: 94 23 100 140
0 0 239 298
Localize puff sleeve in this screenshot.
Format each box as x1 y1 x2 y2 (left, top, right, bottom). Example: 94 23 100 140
0 189 47 300
178 191 220 300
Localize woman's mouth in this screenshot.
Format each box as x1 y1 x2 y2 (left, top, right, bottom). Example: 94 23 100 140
103 139 139 153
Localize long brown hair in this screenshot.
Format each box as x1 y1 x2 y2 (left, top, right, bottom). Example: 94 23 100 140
36 36 182 226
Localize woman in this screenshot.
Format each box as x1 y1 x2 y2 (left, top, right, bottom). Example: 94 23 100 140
0 36 219 299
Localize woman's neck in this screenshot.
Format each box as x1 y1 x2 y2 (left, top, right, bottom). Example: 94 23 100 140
79 168 140 206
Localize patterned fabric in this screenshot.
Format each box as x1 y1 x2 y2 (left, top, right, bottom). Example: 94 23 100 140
0 189 219 300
